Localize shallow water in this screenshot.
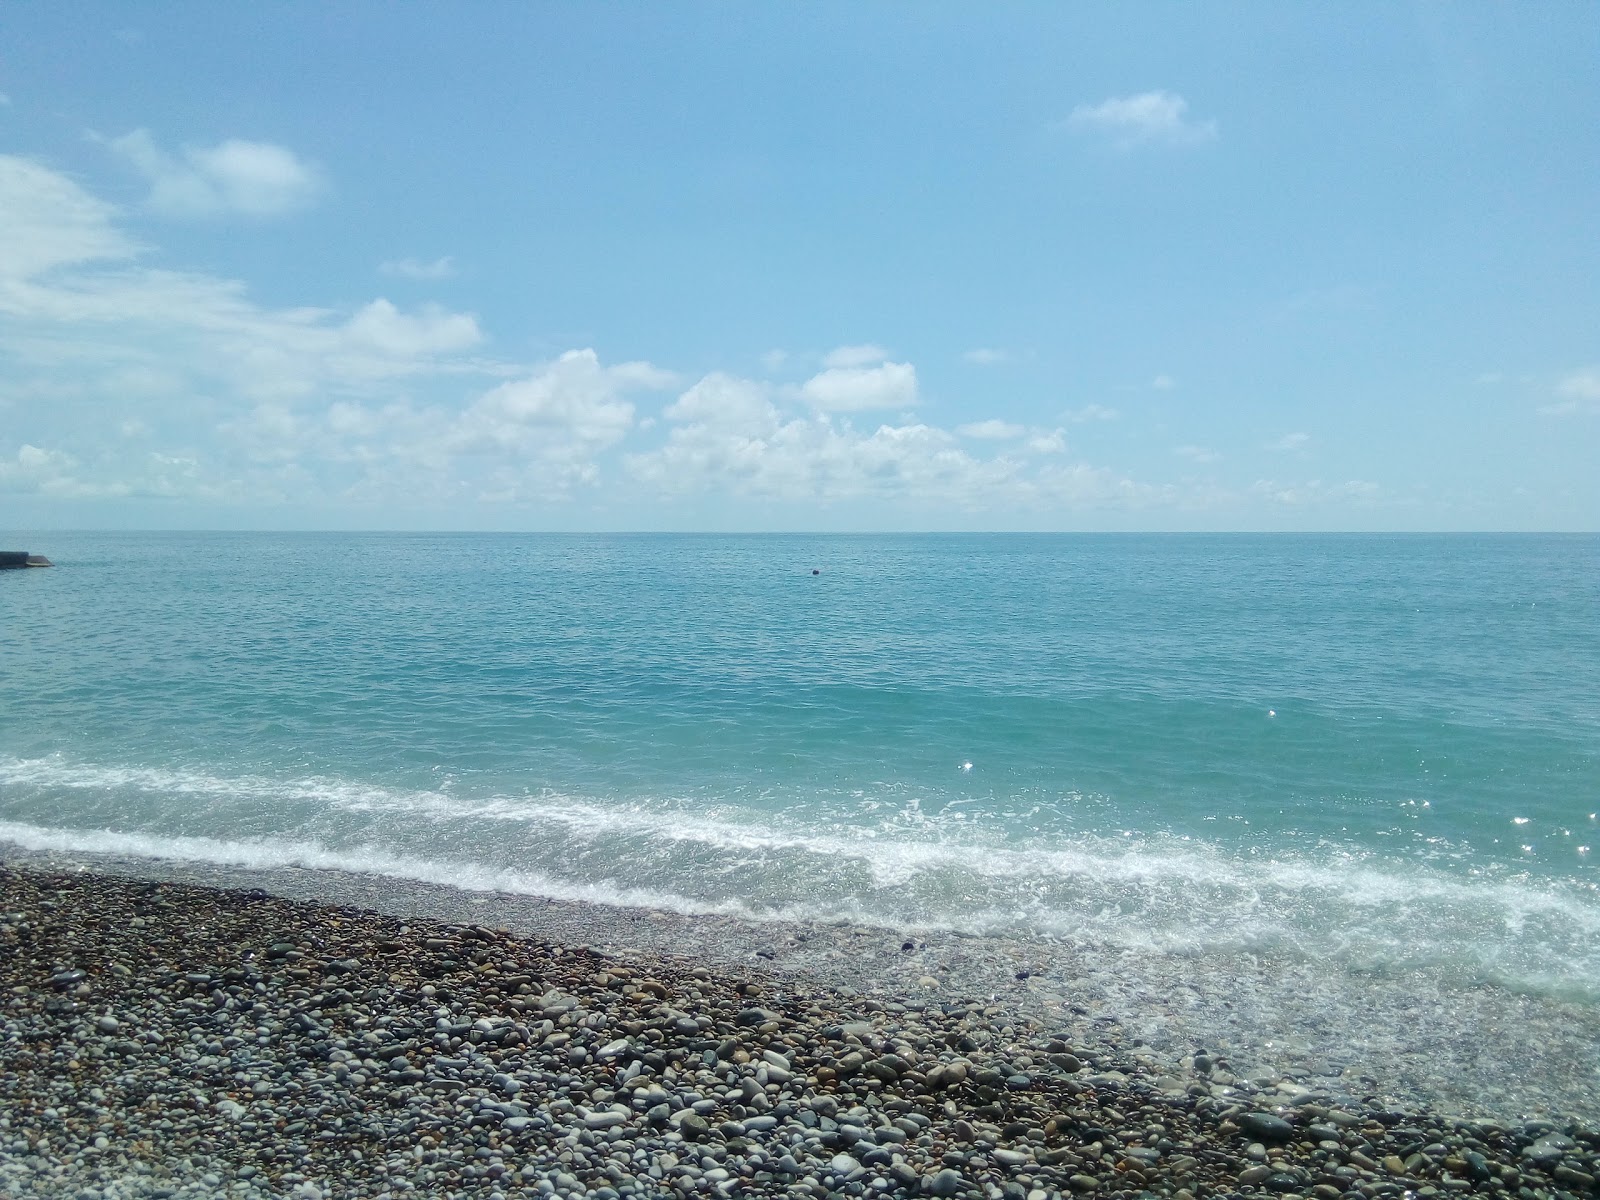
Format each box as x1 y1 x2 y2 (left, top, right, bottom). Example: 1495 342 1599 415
2 532 1598 1113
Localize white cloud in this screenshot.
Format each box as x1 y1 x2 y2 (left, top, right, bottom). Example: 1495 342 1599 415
380 256 456 280
636 361 1011 502
0 444 85 494
0 441 208 500
631 405 1015 505
344 299 481 357
209 349 675 504
0 155 485 405
0 153 698 509
608 361 680 391
105 129 322 218
963 348 1009 366
627 372 1189 513
760 349 788 372
634 371 1005 504
0 153 520 504
823 343 888 369
0 152 1237 520
1152 374 1176 390
1064 404 1118 423
1268 432 1311 452
799 360 918 412
1175 445 1220 464
1027 429 1068 454
1543 367 1600 414
957 419 1025 440
666 373 778 434
453 349 665 489
0 156 140 278
1066 91 1217 148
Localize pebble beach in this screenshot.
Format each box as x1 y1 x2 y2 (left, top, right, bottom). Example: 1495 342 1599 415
4 865 1598 1200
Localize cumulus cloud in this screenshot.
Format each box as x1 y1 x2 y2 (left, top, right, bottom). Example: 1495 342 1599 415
1065 91 1217 148
344 299 482 357
667 374 778 433
800 360 918 413
627 370 1189 514
210 349 676 503
0 151 1230 520
105 129 322 218
0 442 211 500
373 349 670 498
463 351 645 447
632 408 1013 504
1 151 692 509
0 152 519 504
1268 432 1311 452
380 256 456 280
634 365 1018 504
957 419 1025 440
0 444 87 495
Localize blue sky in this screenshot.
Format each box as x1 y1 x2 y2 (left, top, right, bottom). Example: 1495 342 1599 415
1 4 1596 531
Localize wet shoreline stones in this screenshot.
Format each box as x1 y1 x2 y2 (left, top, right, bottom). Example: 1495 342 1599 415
10 846 1598 1129
3 866 1598 1199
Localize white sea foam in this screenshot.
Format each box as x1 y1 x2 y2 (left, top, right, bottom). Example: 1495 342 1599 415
0 756 461 813
4 753 1598 1001
19 752 1592 924
0 819 753 920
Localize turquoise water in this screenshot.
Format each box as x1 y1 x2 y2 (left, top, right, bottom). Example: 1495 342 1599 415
2 532 1597 1004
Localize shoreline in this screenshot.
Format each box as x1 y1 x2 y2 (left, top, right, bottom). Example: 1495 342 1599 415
4 844 1600 1127
3 863 1598 1199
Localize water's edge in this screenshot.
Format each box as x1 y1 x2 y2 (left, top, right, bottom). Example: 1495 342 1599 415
7 843 1596 1127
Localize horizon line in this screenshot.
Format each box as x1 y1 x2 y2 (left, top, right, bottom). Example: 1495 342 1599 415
5 528 1596 538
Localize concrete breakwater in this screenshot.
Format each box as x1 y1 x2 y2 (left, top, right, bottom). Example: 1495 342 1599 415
0 550 52 568
3 866 1598 1200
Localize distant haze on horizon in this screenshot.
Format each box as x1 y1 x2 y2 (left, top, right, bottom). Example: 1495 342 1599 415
1 5 1596 533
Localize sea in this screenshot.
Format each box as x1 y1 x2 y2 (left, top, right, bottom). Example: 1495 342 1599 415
3 532 1598 1115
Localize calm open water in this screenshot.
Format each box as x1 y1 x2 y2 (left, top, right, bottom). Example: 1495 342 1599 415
2 532 1597 1007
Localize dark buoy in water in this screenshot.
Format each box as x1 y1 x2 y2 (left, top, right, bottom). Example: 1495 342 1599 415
812 568 821 575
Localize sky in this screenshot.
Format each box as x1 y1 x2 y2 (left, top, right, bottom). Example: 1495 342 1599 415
1 4 1597 532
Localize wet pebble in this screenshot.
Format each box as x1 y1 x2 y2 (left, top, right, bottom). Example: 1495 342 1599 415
2 865 1596 1200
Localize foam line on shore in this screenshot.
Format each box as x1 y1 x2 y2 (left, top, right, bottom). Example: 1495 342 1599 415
4 862 1600 1200
7 838 1600 1128
0 820 755 920
5 753 1600 1002
7 753 1596 917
